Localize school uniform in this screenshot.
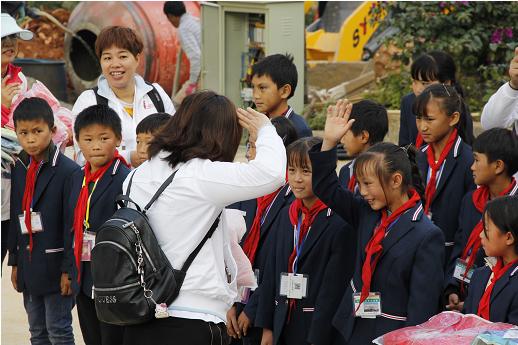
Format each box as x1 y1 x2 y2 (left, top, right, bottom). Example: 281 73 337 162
463 260 518 325
64 157 130 345
230 184 295 344
7 142 79 344
417 137 476 264
308 146 445 344
338 160 360 195
285 107 312 138
255 204 356 345
445 183 518 301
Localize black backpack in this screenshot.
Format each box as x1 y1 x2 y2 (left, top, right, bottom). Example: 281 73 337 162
91 82 165 113
91 169 220 326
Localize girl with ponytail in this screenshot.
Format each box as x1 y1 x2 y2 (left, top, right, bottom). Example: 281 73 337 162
308 99 445 345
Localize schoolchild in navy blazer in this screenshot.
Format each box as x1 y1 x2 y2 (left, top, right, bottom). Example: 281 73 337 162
462 196 518 325
8 142 79 296
255 205 355 345
413 84 476 264
309 144 445 344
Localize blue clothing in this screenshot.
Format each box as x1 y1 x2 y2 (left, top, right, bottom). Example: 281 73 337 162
417 138 476 264
463 261 518 324
64 158 131 297
308 145 445 345
8 143 80 296
287 108 312 138
255 205 356 345
23 292 75 345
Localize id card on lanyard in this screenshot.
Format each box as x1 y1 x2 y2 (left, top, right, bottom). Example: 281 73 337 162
279 215 309 299
81 178 98 262
18 161 44 234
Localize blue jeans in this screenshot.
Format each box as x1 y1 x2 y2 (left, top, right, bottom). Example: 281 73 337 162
23 292 75 345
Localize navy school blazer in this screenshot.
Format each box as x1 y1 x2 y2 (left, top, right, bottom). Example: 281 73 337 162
255 204 356 345
286 107 313 139
308 145 445 345
444 184 518 302
463 261 518 325
8 143 80 296
64 158 131 297
417 137 476 263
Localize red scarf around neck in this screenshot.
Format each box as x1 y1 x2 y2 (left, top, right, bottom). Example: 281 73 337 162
242 187 282 266
21 158 42 257
415 133 424 149
461 179 517 285
477 257 518 320
347 175 357 192
357 189 421 309
73 152 127 282
424 128 458 215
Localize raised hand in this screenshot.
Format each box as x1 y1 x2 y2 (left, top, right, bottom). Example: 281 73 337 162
322 99 355 151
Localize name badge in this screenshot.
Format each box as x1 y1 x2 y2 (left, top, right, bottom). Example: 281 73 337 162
280 273 308 300
353 292 382 318
81 231 96 261
453 258 474 283
18 212 44 234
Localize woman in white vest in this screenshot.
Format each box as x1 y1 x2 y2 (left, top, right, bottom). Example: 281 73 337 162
72 26 175 166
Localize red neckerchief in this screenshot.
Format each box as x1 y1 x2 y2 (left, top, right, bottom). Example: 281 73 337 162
460 179 516 291
21 157 42 258
73 152 128 282
1 63 23 127
357 189 421 310
286 198 327 321
415 133 424 149
424 128 458 215
477 257 518 320
242 187 282 266
347 175 357 192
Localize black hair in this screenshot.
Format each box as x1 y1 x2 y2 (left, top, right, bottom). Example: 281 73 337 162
74 104 122 140
349 100 388 145
13 97 54 129
136 113 171 135
252 53 297 99
354 142 425 201
483 196 518 254
163 1 186 17
413 84 474 145
287 137 322 170
411 51 465 98
271 116 299 148
473 128 518 178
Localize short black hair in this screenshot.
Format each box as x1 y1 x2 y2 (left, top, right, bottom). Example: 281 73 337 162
287 137 322 170
163 1 186 17
252 53 297 99
484 196 518 254
271 116 299 148
136 113 171 135
13 97 54 129
74 104 122 140
349 100 388 145
473 128 518 178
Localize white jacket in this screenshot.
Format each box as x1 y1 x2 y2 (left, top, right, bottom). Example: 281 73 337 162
481 82 518 134
123 124 286 322
72 75 175 164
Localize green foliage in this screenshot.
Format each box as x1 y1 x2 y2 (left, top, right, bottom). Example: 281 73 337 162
367 1 518 112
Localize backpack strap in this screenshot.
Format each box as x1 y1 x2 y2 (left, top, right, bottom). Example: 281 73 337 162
92 86 109 106
181 212 222 273
143 170 178 213
115 169 141 211
145 82 165 113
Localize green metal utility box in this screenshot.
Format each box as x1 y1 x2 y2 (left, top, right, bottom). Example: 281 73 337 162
201 1 305 113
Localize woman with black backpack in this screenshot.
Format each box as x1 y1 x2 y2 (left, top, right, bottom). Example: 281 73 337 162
120 90 287 345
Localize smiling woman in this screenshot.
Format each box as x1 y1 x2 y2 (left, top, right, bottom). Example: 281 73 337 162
72 26 175 168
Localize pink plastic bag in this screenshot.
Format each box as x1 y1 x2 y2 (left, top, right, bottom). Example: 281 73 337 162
7 81 72 150
373 312 516 345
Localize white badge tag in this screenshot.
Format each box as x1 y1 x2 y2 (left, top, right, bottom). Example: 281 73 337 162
81 231 96 262
155 303 169 318
279 273 308 300
18 212 44 234
453 258 474 283
353 292 382 318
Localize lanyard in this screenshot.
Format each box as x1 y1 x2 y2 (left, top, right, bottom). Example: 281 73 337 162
260 188 283 225
293 214 311 273
82 177 99 231
29 158 44 210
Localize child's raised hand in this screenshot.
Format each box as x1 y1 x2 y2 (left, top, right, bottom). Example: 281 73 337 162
322 99 355 151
